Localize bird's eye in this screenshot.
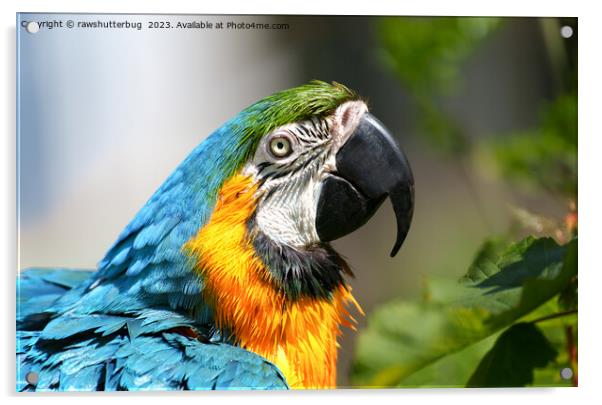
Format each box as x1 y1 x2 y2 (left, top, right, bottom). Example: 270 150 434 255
268 136 293 158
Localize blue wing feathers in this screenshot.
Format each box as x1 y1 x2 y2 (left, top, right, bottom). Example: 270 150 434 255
17 268 95 325
18 268 93 303
17 268 288 391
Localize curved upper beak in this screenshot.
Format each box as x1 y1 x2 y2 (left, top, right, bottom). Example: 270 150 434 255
315 112 414 257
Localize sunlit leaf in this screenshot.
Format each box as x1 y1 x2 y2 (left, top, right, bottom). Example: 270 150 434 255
398 332 500 388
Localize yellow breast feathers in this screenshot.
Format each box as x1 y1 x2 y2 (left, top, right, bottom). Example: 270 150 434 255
184 173 361 388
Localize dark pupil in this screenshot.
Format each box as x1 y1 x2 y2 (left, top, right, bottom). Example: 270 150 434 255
277 142 284 150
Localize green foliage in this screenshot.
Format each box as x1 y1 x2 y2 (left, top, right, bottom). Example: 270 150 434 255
350 236 577 387
466 323 557 387
395 332 500 388
378 17 577 199
379 17 500 94
526 300 577 387
363 16 578 389
486 93 577 196
558 276 578 311
378 17 500 154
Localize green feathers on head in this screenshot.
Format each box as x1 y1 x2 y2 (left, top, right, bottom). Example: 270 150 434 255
236 80 359 155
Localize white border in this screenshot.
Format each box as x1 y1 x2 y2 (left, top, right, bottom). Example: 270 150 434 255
0 0 584 16
2 1 601 404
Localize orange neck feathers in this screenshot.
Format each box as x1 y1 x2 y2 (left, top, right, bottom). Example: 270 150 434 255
183 173 361 389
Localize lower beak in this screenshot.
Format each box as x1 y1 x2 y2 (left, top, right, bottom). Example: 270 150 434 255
315 113 414 257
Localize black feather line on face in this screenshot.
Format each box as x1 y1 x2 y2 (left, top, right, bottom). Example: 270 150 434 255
247 216 352 301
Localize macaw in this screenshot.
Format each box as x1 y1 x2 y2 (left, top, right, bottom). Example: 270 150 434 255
16 81 414 391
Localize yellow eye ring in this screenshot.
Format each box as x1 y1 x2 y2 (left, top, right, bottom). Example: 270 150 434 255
268 136 293 158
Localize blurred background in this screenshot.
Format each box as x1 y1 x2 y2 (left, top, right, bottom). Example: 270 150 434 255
18 14 577 386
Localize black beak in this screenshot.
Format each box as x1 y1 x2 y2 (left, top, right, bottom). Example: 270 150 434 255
316 113 414 257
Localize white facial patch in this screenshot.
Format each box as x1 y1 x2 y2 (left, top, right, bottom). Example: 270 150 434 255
254 173 323 247
247 100 368 249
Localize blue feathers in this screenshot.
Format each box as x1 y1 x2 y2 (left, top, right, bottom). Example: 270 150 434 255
16 269 288 391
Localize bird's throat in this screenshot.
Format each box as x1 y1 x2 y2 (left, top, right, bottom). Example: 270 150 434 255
184 173 361 388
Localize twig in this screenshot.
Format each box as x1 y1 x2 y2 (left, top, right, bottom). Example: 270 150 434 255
530 309 577 324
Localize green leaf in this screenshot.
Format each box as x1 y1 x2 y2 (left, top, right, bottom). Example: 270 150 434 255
350 236 577 387
466 322 557 387
558 276 578 311
518 295 577 387
529 299 577 387
399 332 500 388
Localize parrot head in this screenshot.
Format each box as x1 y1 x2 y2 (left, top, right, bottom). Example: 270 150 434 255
180 81 414 299
184 81 414 304
244 90 414 258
